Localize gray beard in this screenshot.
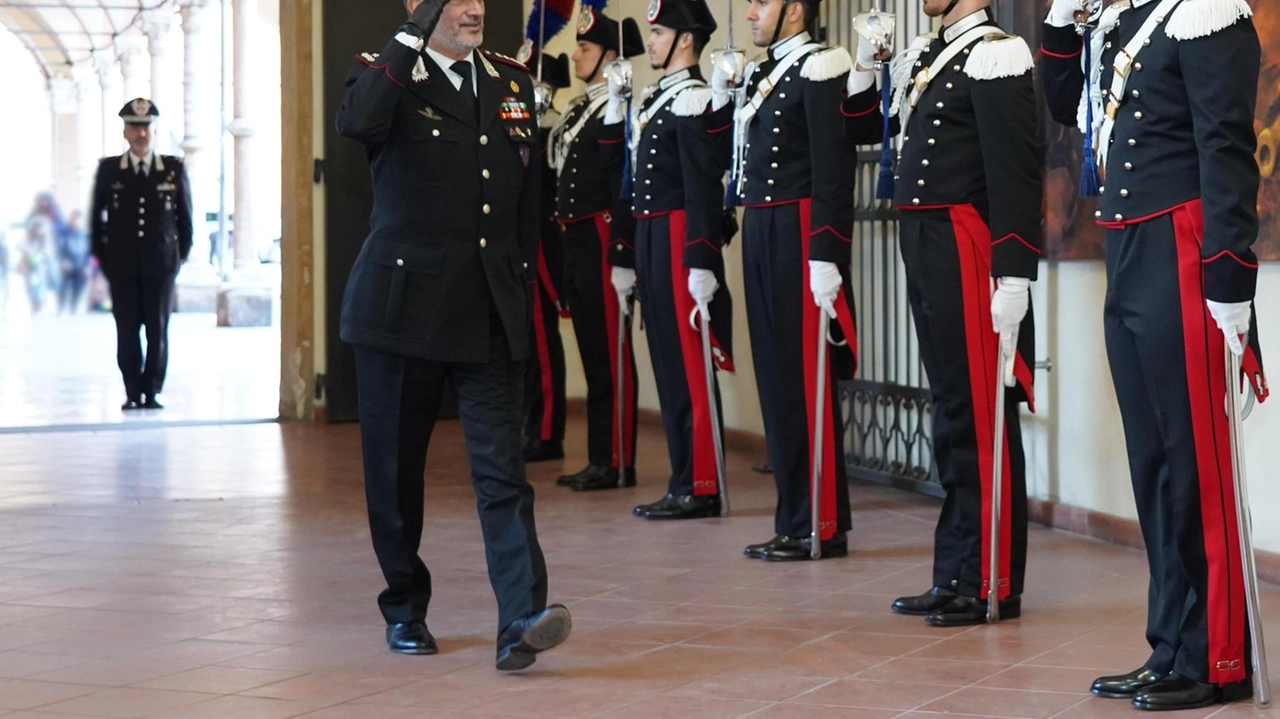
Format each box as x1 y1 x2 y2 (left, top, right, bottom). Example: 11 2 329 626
434 32 483 57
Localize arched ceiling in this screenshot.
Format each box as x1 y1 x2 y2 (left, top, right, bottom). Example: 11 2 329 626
0 0 167 79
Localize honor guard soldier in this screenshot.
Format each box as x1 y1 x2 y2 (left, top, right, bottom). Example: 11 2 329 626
733 0 858 559
606 0 736 519
1042 0 1267 709
843 0 1042 623
336 0 571 670
550 9 646 491
90 98 193 411
523 52 572 464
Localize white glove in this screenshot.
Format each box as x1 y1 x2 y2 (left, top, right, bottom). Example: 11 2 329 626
688 268 719 325
1207 300 1251 357
1047 0 1085 27
809 261 843 319
611 266 637 315
991 277 1030 387
604 76 628 125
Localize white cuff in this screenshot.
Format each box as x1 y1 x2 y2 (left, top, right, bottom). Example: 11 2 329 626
603 102 625 126
712 91 732 112
396 32 425 51
847 69 875 96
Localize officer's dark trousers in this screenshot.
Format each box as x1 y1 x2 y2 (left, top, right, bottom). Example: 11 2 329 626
354 314 549 633
635 212 727 497
742 203 852 538
899 207 1028 601
1103 200 1251 686
109 273 176 399
562 214 638 469
524 248 566 445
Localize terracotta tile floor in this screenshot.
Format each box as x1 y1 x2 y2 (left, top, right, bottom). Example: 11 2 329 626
0 420 1277 718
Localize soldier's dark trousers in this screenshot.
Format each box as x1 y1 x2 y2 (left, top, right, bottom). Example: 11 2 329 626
742 202 853 539
109 273 176 398
523 247 566 445
899 207 1029 602
635 213 726 497
354 312 549 633
561 213 638 469
1102 200 1251 686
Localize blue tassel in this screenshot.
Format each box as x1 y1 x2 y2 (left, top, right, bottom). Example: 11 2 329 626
874 64 895 200
620 97 634 200
1079 29 1101 198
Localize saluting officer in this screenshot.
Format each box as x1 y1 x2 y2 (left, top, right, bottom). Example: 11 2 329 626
523 52 572 464
336 0 571 671
606 0 735 519
733 0 858 560
90 98 193 411
1042 0 1266 709
843 0 1042 625
550 9 645 491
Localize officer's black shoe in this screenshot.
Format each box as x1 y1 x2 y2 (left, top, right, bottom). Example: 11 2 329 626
143 395 164 410
924 595 1021 627
1091 666 1168 698
386 621 438 655
557 464 603 487
495 604 572 672
572 467 636 492
1131 672 1251 711
523 439 564 463
121 397 143 411
743 535 791 558
891 587 957 616
640 494 720 519
633 494 672 516
761 533 849 562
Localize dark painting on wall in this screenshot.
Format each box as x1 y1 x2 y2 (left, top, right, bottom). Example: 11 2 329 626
1018 0 1277 260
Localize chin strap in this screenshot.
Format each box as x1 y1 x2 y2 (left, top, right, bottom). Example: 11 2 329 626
770 0 794 47
657 31 684 70
943 0 961 17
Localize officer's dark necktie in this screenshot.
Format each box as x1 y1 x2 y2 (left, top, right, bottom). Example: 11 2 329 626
452 61 477 121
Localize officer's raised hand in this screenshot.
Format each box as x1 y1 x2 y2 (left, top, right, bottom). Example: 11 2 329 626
1046 0 1086 27
604 71 630 125
404 0 449 39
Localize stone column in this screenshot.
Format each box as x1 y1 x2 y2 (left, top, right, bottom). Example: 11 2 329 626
48 72 80 212
228 0 257 271
143 6 178 151
73 64 100 211
116 34 150 103
94 49 123 157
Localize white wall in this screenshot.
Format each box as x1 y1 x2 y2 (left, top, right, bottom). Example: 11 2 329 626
523 1 1280 552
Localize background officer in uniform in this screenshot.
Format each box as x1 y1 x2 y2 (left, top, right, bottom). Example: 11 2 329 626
607 0 735 520
1043 0 1266 709
734 0 858 560
844 0 1041 626
90 98 192 411
551 9 645 492
524 52 572 464
336 0 571 672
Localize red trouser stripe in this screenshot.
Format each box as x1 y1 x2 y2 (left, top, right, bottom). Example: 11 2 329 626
667 211 719 496
530 246 556 441
595 213 636 468
1172 199 1247 685
798 199 858 540
949 204 1015 601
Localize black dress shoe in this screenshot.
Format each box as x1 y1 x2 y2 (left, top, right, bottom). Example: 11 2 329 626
744 535 791 558
557 464 603 487
523 439 565 463
1131 672 1252 711
924 595 1021 627
121 398 143 411
386 621 438 655
892 587 957 616
638 494 720 519
495 604 572 671
143 395 164 410
572 467 636 492
633 494 671 516
1091 667 1168 698
760 533 849 561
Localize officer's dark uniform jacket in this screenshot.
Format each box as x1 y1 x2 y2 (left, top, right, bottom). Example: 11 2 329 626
91 153 194 278
552 82 633 240
844 9 1044 281
336 40 540 364
1040 0 1259 304
738 33 856 267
